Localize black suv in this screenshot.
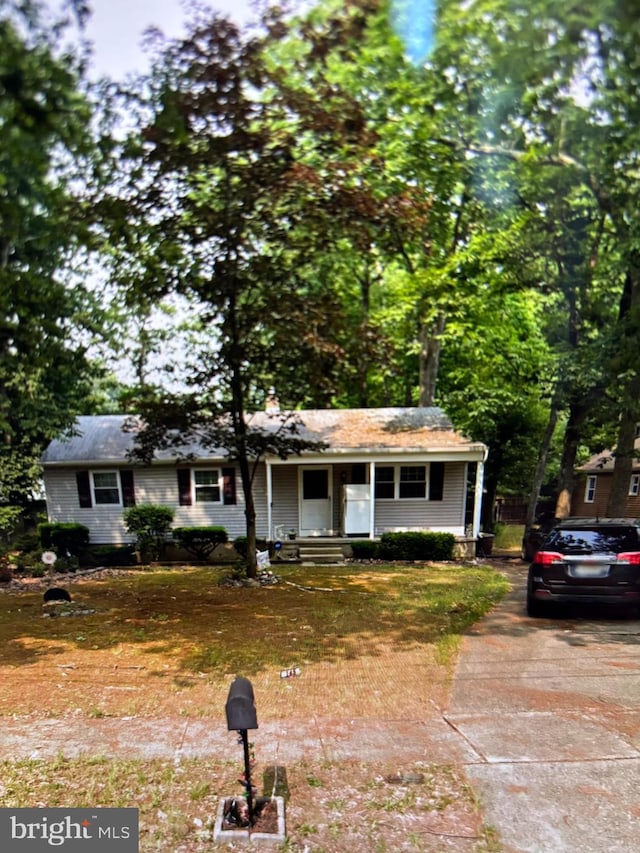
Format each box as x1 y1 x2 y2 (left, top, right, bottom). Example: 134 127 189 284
527 517 640 616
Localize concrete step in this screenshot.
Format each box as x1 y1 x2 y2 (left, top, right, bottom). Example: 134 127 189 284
298 543 345 564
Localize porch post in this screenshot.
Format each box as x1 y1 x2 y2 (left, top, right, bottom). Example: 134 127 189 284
266 459 273 539
472 456 485 538
369 461 376 539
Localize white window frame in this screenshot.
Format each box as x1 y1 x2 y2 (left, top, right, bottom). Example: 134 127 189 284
374 464 427 500
91 470 122 506
374 466 395 499
584 475 597 504
194 468 222 504
629 474 640 497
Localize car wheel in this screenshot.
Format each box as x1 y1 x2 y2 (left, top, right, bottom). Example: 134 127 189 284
526 592 548 618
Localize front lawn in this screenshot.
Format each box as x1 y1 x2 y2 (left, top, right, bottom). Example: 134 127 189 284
0 563 509 718
0 563 510 852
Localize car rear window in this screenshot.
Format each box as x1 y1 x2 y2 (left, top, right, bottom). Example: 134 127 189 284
545 527 640 553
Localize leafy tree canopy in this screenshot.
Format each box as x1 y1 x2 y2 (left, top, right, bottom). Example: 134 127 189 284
0 0 103 514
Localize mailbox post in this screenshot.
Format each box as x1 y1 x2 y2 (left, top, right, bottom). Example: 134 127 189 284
225 677 259 822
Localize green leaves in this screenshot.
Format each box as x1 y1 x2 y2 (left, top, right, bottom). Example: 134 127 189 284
0 3 100 518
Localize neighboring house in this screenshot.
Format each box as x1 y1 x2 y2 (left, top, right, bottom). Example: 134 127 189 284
41 407 488 548
571 439 640 517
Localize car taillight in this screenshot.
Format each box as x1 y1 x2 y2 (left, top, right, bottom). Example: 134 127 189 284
617 552 640 564
534 551 563 565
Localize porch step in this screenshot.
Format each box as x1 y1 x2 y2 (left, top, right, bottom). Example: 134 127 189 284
298 542 346 564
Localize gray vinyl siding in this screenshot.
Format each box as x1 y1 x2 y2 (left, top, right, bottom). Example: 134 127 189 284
374 462 466 535
44 459 469 544
43 464 270 545
43 468 132 545
271 466 299 535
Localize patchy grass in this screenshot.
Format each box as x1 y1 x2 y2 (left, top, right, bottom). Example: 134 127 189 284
0 562 510 851
0 563 509 719
0 755 498 852
493 524 525 554
0 564 509 717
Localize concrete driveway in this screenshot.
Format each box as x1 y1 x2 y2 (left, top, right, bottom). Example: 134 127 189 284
446 560 640 852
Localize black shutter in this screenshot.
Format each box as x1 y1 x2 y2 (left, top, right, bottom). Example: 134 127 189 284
177 469 192 506
76 470 92 508
120 470 136 507
223 467 237 505
429 462 445 501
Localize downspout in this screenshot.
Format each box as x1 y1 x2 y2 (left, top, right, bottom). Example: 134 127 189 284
473 449 488 539
369 461 376 539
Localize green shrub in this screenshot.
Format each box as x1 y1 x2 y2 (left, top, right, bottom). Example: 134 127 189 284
350 540 380 559
53 554 79 573
123 504 175 561
10 532 40 553
9 549 47 577
233 536 269 557
38 522 90 557
0 506 22 540
90 545 137 567
173 527 228 561
378 531 456 562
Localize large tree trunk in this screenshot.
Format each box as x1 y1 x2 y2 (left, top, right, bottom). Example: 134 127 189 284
555 401 588 519
606 400 639 517
607 266 640 516
238 452 258 578
481 443 503 532
418 314 446 407
229 307 258 578
525 402 560 530
356 269 372 408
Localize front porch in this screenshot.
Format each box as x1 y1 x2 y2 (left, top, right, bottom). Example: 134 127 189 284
265 456 486 545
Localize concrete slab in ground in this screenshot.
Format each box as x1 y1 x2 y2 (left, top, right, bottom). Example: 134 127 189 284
466 758 640 853
0 714 477 765
445 710 640 763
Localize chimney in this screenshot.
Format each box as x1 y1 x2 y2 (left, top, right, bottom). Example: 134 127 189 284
265 387 280 414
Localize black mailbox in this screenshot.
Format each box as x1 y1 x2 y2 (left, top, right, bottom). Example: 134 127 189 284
225 676 258 731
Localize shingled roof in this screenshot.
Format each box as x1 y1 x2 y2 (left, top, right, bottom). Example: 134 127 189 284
41 408 485 464
577 438 640 473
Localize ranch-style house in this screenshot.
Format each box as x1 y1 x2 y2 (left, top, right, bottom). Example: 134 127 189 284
41 407 488 555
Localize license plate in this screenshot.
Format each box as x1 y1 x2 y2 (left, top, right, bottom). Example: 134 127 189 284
569 564 609 579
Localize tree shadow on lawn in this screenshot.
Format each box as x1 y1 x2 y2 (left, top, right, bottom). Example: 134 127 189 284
0 565 508 678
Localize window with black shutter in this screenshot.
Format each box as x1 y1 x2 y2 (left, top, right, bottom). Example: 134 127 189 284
92 471 121 504
374 466 395 499
194 469 221 502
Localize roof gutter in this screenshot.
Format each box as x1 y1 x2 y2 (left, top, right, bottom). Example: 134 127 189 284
41 444 489 467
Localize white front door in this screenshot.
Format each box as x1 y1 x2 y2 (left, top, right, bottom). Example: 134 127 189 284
299 467 332 535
